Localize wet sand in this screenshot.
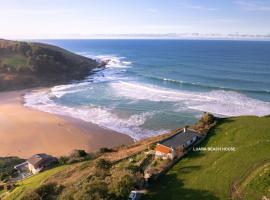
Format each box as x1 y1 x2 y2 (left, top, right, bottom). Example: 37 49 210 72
0 90 133 158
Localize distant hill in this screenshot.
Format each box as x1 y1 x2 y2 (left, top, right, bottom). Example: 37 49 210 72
0 39 102 91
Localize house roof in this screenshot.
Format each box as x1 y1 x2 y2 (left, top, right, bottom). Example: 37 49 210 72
160 129 199 149
155 144 172 154
27 154 54 167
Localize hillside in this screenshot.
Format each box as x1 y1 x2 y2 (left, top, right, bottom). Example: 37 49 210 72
1 130 178 200
143 116 270 200
0 39 101 91
1 116 270 200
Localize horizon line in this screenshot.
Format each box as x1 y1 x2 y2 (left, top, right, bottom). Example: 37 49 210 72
0 36 270 41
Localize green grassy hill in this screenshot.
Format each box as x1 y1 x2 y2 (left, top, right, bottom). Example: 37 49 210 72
0 39 101 91
236 162 270 200
143 116 270 200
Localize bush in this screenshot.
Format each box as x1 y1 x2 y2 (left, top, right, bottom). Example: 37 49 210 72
95 159 112 170
21 190 40 200
0 157 25 182
59 177 110 200
126 163 140 173
148 143 156 150
58 150 91 165
58 156 68 165
70 149 87 158
200 112 215 125
108 170 142 199
21 182 63 200
99 147 114 153
0 172 10 182
74 178 109 200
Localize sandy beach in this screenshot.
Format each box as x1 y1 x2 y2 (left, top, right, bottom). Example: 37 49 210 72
0 90 133 158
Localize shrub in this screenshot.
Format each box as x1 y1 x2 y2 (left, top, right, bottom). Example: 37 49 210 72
0 157 25 182
58 156 68 165
99 147 114 153
126 163 140 173
95 159 112 170
148 143 156 150
21 190 40 200
21 182 63 200
108 170 139 199
200 112 215 125
70 149 87 158
74 178 109 200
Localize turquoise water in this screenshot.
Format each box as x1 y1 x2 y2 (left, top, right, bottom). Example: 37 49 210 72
25 40 270 140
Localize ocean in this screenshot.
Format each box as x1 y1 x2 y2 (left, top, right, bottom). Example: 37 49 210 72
24 39 270 140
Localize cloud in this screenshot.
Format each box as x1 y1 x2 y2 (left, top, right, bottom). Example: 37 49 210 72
179 2 218 11
235 0 270 11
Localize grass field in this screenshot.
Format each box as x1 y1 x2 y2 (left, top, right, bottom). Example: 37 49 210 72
4 165 67 200
240 162 270 200
143 116 270 200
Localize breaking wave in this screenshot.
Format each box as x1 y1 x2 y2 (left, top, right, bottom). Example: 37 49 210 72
138 74 270 94
84 54 132 83
23 51 270 140
110 81 270 117
24 89 166 140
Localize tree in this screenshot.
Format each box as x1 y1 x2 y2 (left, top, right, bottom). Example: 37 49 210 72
200 112 215 125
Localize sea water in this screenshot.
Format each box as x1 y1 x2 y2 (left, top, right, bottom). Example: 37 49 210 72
24 40 270 140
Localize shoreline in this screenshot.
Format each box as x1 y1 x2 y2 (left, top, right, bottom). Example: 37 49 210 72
0 90 133 158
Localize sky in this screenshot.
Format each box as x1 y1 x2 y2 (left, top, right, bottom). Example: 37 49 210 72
0 0 270 39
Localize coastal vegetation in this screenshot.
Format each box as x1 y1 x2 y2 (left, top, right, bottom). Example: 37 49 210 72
0 39 101 91
0 157 25 182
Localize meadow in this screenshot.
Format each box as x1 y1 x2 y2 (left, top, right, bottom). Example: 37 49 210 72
143 116 270 200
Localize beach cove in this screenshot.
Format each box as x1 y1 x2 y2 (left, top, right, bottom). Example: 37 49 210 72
0 90 133 158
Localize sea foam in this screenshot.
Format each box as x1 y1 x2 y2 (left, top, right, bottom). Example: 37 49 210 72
23 52 270 140
24 89 165 140
110 81 270 117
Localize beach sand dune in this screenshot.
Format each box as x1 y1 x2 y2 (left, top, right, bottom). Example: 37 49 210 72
0 90 133 158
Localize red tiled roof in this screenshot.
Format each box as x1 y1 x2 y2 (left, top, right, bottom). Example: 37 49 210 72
155 144 172 154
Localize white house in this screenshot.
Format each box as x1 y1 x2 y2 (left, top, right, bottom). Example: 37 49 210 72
155 128 200 159
15 154 57 174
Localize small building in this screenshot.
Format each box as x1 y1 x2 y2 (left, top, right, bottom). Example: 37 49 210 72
155 128 200 160
15 154 57 174
27 154 57 174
